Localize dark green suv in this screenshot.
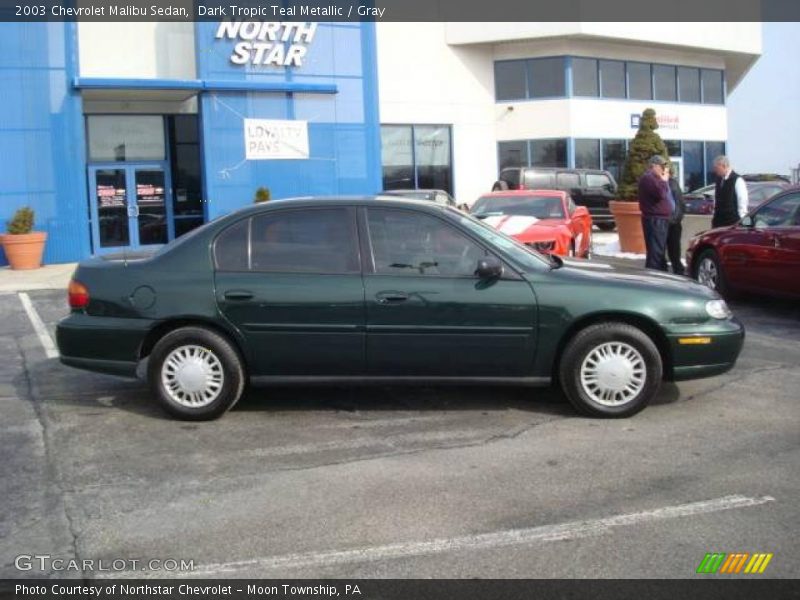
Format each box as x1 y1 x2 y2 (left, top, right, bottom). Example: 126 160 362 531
57 197 743 420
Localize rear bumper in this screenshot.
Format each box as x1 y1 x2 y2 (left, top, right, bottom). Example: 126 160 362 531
665 318 745 381
56 313 152 378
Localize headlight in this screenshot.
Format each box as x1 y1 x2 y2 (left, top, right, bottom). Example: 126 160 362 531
706 299 732 319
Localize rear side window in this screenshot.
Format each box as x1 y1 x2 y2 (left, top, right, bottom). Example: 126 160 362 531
249 208 359 274
556 172 580 189
523 170 555 188
214 219 249 271
586 173 613 188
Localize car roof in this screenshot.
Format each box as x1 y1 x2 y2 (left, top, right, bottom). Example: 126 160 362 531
500 167 609 174
230 196 452 216
381 189 446 194
478 189 566 199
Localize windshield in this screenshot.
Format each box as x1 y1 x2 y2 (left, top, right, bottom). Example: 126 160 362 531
453 211 550 271
472 195 565 219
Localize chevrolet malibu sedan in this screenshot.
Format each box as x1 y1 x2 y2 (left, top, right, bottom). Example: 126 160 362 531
57 197 744 420
471 190 592 258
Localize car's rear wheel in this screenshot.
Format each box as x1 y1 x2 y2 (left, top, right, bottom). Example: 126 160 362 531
147 326 245 420
694 248 730 296
559 322 662 418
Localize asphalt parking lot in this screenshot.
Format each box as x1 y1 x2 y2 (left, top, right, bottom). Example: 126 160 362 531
1 286 798 579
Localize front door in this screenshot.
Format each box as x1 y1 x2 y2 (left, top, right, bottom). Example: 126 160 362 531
89 164 173 254
362 207 538 377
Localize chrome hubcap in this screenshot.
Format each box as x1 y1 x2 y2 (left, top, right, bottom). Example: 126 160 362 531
580 342 646 406
697 258 718 290
161 345 224 407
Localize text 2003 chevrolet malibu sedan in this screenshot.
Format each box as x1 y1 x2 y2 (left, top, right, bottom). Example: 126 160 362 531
56 198 744 420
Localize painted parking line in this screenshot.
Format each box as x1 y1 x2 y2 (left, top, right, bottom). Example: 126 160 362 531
103 494 774 578
18 292 59 359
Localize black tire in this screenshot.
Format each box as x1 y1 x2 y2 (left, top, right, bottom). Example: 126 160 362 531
147 326 245 420
492 180 510 192
596 221 616 232
558 322 663 418
693 248 730 297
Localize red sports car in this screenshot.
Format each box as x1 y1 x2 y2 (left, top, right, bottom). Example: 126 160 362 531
471 190 593 258
687 187 800 299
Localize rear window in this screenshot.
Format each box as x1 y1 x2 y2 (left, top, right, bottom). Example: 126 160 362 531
523 170 555 188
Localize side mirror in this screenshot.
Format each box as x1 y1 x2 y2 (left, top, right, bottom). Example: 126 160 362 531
740 215 754 228
476 256 503 280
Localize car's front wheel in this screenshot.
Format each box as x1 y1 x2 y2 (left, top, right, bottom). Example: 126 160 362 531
147 326 245 420
559 322 663 417
694 248 730 296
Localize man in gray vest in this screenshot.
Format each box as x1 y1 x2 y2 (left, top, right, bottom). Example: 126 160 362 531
711 155 749 228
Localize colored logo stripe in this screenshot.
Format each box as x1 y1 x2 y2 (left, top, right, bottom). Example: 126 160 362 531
697 552 773 574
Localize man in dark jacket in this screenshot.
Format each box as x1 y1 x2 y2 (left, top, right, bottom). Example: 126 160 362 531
638 155 673 271
666 166 686 275
711 155 749 228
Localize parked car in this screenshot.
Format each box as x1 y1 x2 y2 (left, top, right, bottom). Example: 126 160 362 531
492 167 617 230
687 187 800 299
380 189 460 209
471 190 592 258
683 181 790 215
57 197 743 420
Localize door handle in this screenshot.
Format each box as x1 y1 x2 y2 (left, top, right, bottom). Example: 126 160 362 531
376 291 409 304
223 290 254 301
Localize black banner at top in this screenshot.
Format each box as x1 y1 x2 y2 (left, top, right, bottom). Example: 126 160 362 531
2 0 800 22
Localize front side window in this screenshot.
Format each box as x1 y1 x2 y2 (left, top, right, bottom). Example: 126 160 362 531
367 209 487 278
250 209 359 274
586 173 613 189
753 194 800 228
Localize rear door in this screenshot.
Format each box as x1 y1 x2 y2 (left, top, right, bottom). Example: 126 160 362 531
214 207 366 376
361 207 538 377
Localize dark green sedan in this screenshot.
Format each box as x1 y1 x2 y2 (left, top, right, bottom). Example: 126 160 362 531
56 197 744 420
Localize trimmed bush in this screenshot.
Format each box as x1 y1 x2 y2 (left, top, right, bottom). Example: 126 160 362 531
254 187 271 203
617 109 670 201
7 207 34 235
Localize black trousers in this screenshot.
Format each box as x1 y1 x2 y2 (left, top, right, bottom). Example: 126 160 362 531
667 221 685 275
642 216 669 271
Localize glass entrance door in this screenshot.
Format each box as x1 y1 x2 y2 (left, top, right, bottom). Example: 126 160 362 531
89 164 173 253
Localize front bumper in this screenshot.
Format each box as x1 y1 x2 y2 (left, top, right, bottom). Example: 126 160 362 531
664 317 745 381
56 313 152 378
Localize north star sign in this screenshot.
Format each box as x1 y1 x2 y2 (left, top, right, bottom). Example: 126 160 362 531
215 21 317 67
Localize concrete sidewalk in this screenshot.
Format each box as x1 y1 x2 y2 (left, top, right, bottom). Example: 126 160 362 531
0 263 76 293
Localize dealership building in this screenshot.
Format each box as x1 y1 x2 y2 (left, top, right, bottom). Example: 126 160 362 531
1 21 760 264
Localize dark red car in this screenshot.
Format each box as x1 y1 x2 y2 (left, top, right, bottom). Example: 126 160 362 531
686 187 800 299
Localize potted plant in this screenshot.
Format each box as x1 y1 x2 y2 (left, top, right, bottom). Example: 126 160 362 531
254 187 271 203
1 207 47 270
610 108 670 254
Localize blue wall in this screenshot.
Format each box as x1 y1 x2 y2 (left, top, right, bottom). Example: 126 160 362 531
195 22 382 220
0 23 89 265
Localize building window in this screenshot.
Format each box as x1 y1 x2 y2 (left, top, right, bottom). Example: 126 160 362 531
380 125 453 195
572 58 599 97
682 141 704 191
601 139 627 182
627 62 652 100
530 139 567 168
528 57 566 98
701 69 724 104
600 60 626 99
494 61 527 101
167 115 204 237
678 67 701 103
575 139 601 169
653 65 677 101
664 140 682 157
704 141 726 185
498 141 528 170
87 115 165 162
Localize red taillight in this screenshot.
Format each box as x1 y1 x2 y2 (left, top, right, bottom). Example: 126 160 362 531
68 280 89 309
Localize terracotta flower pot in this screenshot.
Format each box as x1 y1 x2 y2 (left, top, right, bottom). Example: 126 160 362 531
609 201 646 254
1 231 47 270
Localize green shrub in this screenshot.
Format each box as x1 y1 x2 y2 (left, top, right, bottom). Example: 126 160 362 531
617 109 670 201
7 207 34 235
254 187 271 203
